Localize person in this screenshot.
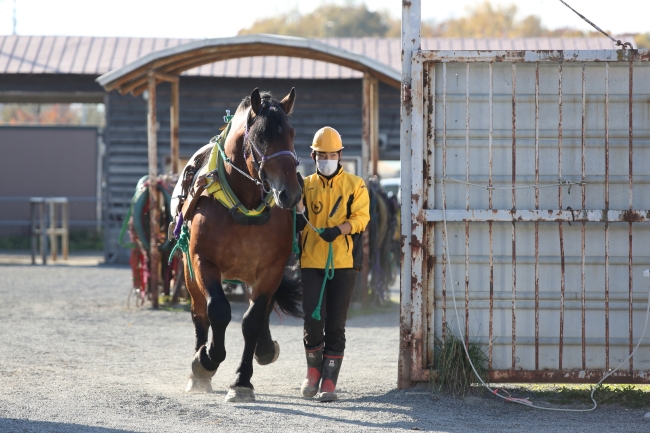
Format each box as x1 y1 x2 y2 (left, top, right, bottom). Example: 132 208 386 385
295 126 370 402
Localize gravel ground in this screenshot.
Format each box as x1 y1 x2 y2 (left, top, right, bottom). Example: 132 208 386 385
0 260 648 432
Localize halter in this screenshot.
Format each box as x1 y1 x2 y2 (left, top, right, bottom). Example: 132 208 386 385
243 102 300 194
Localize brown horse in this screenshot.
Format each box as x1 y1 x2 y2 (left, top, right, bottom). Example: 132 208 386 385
178 88 303 402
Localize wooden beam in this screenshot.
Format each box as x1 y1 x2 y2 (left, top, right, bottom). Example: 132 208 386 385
360 73 376 308
371 77 379 176
170 80 180 175
154 71 179 83
147 71 160 309
115 44 401 95
362 73 380 178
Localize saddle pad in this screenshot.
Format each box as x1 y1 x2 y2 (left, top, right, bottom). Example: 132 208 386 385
170 142 213 218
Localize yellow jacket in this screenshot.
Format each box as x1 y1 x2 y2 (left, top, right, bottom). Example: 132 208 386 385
300 167 370 269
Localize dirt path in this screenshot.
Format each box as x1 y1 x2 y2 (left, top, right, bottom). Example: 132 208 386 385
0 263 648 432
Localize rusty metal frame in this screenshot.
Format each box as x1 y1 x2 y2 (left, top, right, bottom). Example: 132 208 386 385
402 47 650 385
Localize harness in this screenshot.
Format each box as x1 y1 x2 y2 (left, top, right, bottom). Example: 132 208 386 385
169 106 301 280
203 121 276 225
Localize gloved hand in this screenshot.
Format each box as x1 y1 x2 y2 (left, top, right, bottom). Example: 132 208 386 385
319 226 341 243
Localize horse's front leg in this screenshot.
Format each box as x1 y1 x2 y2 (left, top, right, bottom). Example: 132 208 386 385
224 293 270 403
186 259 231 393
254 303 280 366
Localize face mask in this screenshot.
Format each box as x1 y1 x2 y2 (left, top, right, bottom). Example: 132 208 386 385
317 159 338 176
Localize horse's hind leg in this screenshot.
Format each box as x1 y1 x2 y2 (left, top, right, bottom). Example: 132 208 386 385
224 294 269 402
185 261 231 393
254 304 280 365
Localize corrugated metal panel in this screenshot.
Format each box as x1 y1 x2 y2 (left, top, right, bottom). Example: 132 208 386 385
0 35 624 79
405 49 650 382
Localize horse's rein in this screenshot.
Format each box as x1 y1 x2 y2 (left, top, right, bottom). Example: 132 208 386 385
243 103 300 194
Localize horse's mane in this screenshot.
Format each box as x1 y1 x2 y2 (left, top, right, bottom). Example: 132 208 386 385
237 91 289 148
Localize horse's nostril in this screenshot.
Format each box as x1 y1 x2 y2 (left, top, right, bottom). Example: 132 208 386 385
279 190 288 204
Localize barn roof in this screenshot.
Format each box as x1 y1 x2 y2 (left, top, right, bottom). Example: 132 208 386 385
0 34 621 81
95 34 401 94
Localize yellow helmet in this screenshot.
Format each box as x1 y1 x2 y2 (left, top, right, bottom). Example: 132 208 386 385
311 126 344 152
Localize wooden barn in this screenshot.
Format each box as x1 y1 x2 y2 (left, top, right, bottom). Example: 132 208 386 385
0 34 619 262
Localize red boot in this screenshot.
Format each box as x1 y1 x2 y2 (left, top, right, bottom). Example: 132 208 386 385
319 351 343 402
301 344 323 398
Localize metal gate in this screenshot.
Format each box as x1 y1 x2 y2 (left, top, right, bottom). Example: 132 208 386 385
399 48 650 386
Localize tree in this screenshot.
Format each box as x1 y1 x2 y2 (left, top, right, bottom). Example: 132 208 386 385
0 103 105 127
238 1 392 38
238 1 611 40
635 33 650 48
420 2 590 38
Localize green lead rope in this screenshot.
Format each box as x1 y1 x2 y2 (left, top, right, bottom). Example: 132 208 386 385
311 229 335 321
168 224 194 280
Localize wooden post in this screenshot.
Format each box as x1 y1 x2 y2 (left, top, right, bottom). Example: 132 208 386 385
362 74 371 179
40 200 46 265
361 73 381 307
371 78 379 177
62 200 69 260
170 79 180 174
147 71 160 309
362 73 379 177
49 201 57 261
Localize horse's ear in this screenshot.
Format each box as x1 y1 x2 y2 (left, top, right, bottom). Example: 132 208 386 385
250 88 262 116
280 88 295 116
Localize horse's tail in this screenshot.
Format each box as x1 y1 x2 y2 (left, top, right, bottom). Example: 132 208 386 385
273 255 303 318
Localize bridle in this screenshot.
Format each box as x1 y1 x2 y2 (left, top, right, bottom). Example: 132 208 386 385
243 102 300 194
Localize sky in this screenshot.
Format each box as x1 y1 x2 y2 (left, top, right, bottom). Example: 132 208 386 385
0 0 648 38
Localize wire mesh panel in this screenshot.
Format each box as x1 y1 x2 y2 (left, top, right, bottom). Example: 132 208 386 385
407 50 650 383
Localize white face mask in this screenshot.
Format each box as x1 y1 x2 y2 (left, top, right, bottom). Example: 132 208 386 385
317 159 339 176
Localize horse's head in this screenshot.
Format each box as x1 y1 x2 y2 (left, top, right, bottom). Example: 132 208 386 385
244 88 301 209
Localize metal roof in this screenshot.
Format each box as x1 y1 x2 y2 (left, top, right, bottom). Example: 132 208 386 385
95 34 402 94
1 34 621 80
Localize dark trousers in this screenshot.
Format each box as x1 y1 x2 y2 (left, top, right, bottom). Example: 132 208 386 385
302 268 357 354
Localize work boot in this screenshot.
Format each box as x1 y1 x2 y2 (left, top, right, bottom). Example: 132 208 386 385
300 343 323 398
318 351 343 402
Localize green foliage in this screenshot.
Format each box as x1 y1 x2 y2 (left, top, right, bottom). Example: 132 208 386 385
635 33 650 48
503 384 650 409
238 1 606 39
68 229 103 251
0 234 31 250
0 103 105 127
238 1 391 38
0 229 103 251
432 330 488 397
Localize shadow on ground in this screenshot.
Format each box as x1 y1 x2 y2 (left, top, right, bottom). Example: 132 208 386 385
0 418 141 433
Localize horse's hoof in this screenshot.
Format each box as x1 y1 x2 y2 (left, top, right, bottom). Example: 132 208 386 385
255 340 280 365
191 348 217 380
224 386 255 403
185 376 213 393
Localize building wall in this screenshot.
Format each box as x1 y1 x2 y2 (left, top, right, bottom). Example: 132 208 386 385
0 126 99 236
103 76 399 262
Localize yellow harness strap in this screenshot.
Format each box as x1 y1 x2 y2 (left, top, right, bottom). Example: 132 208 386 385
204 124 275 217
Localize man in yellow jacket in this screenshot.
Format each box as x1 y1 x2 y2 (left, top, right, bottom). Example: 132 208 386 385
296 126 370 402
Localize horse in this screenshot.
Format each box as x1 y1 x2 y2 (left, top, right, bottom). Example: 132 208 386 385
172 88 303 402
364 177 400 304
118 174 183 307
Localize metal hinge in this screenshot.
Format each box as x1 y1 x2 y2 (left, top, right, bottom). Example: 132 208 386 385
402 84 412 104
